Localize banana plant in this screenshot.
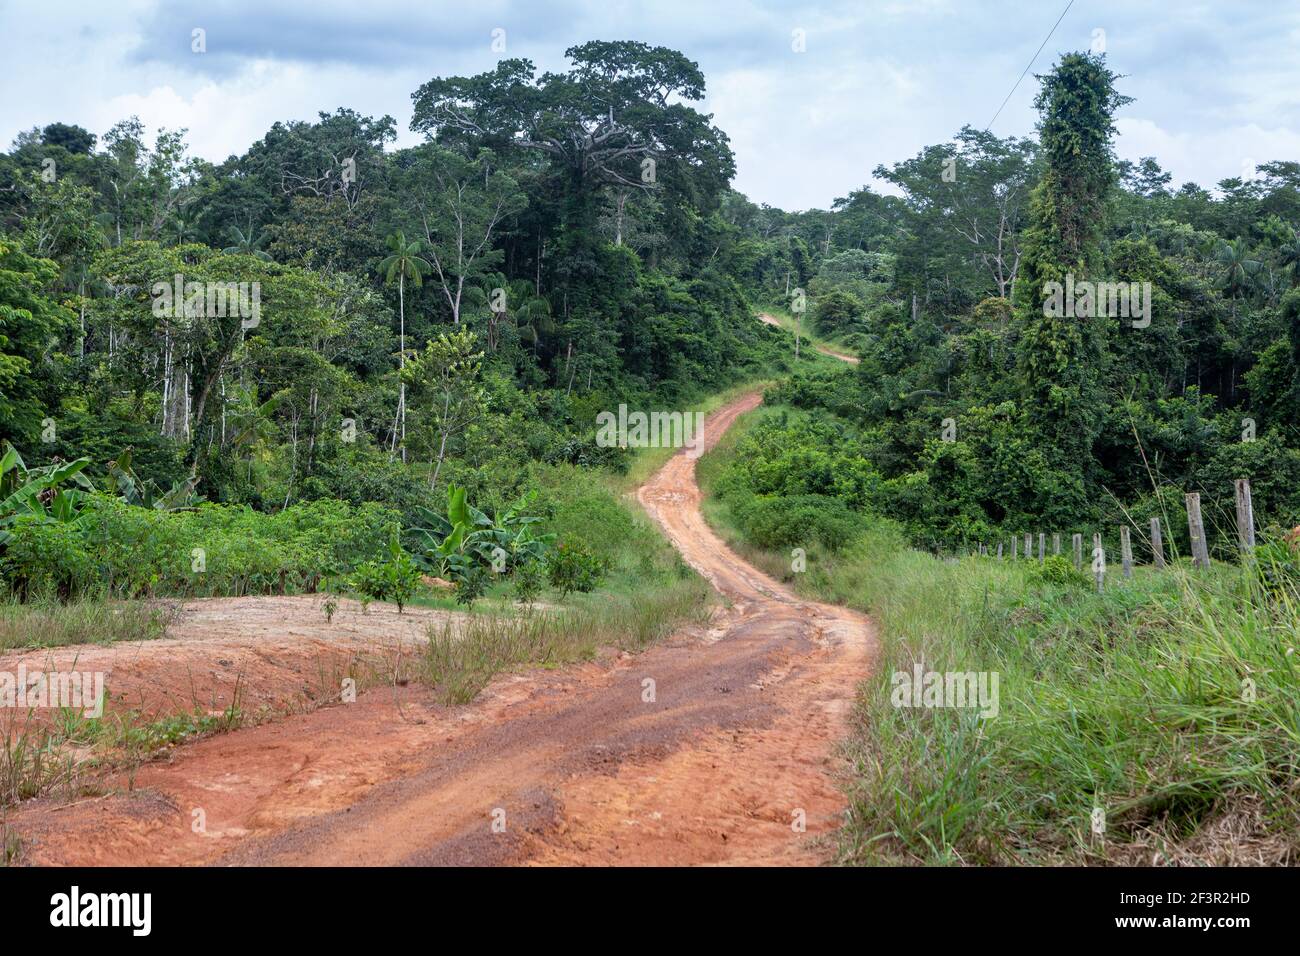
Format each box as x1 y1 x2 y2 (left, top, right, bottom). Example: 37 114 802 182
105 447 198 511
0 443 94 544
407 484 553 580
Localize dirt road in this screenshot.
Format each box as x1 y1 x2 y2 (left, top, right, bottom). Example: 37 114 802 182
9 388 875 866
758 312 861 364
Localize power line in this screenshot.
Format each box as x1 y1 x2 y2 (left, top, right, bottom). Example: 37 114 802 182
986 0 1076 131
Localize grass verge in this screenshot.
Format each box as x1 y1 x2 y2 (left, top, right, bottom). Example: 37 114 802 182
0 598 175 651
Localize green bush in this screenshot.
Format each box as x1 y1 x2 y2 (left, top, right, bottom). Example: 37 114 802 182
350 532 422 612
740 493 864 552
1251 537 1300 602
2 494 400 600
0 518 93 599
1028 553 1090 589
547 540 608 597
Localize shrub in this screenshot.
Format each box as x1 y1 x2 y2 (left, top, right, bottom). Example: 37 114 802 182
1028 554 1090 589
547 540 608 597
0 518 93 600
455 566 490 607
1251 537 1300 603
512 559 544 607
741 494 863 552
350 532 422 612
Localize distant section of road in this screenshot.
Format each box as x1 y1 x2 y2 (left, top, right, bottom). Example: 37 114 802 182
758 311 860 364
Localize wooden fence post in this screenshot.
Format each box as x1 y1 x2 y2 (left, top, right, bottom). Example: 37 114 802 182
1092 532 1105 591
1235 479 1255 554
1072 533 1083 571
1012 536 1018 559
1150 517 1165 569
1120 525 1133 579
1053 533 1061 556
997 542 1003 559
1186 493 1211 569
1038 532 1045 562
1024 533 1032 560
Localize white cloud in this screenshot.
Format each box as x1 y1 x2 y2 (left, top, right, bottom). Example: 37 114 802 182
1115 117 1300 192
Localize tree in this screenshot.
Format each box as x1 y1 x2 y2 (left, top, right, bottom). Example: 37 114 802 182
0 240 72 444
410 42 734 229
1013 52 1130 469
377 231 431 459
876 126 1037 303
223 224 273 261
397 146 525 326
403 328 485 488
40 123 96 156
1215 238 1262 317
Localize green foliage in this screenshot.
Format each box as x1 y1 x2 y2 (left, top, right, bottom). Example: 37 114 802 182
546 540 608 597
1250 536 1300 603
1028 553 1089 589
511 559 544 607
407 482 554 584
0 444 93 544
0 240 73 443
453 566 489 607
350 531 422 612
2 493 398 600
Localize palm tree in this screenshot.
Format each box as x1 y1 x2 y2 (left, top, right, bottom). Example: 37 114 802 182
223 224 273 261
378 231 431 460
1215 238 1263 400
1216 238 1262 316
1277 231 1300 288
475 273 552 353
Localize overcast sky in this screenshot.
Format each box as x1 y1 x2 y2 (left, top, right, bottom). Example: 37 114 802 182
3 1 1297 211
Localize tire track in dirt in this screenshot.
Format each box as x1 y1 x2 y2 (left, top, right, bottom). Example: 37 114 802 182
10 368 874 866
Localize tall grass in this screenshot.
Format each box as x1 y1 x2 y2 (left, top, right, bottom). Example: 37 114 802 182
422 577 712 704
828 537 1300 865
0 597 174 651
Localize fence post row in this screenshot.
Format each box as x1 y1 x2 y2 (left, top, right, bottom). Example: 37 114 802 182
972 478 1255 570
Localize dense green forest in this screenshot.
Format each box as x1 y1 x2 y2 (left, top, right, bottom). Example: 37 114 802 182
3 43 1299 592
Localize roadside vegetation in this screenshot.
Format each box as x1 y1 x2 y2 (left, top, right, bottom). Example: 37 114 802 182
700 399 1300 865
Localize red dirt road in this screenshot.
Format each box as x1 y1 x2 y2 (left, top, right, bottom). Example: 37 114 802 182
8 390 875 866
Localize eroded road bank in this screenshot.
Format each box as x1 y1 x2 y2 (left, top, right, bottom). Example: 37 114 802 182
8 390 876 866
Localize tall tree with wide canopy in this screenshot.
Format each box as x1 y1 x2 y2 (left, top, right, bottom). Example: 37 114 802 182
409 41 735 230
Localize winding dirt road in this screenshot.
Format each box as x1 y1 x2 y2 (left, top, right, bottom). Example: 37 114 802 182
10 387 875 866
